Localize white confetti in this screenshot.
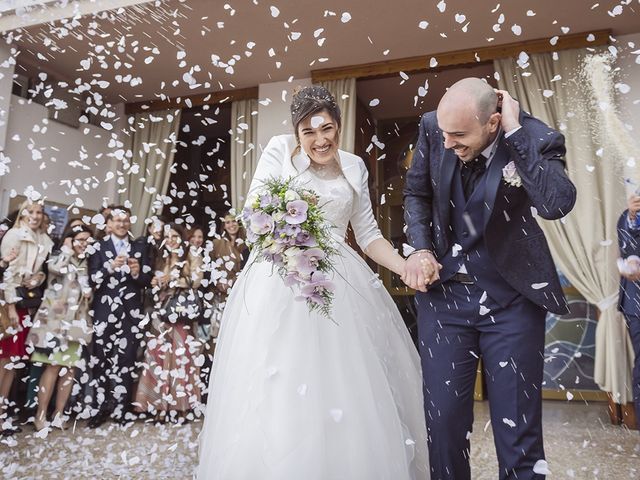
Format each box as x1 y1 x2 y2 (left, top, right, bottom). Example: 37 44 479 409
341 12 351 23
533 459 551 475
531 283 548 290
270 6 280 17
502 418 516 428
418 20 429 29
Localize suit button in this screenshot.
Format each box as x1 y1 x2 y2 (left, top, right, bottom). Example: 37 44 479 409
462 231 469 238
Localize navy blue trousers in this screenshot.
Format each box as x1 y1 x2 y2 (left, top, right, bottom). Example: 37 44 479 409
416 281 547 480
624 314 640 430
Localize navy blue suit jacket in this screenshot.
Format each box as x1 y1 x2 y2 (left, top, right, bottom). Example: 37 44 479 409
617 210 640 316
403 110 576 314
88 236 152 324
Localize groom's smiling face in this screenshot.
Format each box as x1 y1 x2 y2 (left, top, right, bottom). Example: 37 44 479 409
437 93 500 162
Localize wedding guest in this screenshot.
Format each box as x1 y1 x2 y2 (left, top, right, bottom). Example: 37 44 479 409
0 210 18 243
210 214 247 329
135 222 203 422
187 224 205 250
28 226 93 431
87 206 151 428
95 204 115 241
137 216 165 268
617 193 640 431
0 200 53 436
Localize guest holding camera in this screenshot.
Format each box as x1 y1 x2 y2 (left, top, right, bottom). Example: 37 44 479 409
87 206 151 428
28 226 93 431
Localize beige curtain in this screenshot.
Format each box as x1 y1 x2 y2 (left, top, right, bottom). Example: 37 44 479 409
320 78 356 153
230 99 259 211
118 108 181 237
495 50 634 403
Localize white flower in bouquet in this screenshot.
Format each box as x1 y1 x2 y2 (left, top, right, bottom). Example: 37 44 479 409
284 189 301 202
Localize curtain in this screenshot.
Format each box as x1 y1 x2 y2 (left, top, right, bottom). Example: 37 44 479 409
118 108 181 237
320 78 356 153
495 50 634 403
230 99 259 211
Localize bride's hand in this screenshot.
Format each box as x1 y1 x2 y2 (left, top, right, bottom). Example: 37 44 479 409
402 251 441 292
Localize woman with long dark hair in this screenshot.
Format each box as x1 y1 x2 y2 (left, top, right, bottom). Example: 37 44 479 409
135 223 204 422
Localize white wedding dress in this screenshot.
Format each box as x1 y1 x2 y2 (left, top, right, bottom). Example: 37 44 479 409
197 137 429 480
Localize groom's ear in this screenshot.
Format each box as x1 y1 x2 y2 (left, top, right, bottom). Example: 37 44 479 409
488 112 501 132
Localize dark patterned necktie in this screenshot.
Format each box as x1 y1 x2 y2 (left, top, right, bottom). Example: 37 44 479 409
460 155 487 200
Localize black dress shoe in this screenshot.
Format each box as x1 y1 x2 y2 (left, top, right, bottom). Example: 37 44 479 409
87 412 108 429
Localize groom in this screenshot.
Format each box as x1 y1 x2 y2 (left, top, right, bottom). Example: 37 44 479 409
403 78 576 479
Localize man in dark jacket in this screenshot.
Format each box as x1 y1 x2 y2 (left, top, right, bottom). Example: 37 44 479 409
616 193 640 432
403 78 576 480
87 206 151 427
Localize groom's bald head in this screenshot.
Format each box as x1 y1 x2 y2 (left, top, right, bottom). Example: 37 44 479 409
438 78 498 124
436 77 501 162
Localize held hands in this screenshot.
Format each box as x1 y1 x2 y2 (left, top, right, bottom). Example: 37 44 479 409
495 89 521 133
401 251 442 292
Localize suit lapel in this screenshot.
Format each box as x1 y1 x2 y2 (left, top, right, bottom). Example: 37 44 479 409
103 237 117 258
438 148 457 229
483 137 510 228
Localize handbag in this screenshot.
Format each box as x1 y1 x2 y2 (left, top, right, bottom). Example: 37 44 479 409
15 285 44 310
160 287 203 325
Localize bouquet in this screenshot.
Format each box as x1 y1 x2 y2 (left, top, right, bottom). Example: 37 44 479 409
240 177 337 317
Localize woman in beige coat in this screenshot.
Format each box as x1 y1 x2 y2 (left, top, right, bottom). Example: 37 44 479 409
0 200 53 435
28 226 93 430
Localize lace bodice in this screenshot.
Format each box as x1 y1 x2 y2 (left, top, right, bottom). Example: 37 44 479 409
298 168 354 240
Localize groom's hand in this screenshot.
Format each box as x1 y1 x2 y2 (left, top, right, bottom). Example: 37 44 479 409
403 251 441 292
495 89 521 133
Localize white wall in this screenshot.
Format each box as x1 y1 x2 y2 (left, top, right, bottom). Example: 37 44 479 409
0 96 123 213
0 44 15 151
257 78 312 150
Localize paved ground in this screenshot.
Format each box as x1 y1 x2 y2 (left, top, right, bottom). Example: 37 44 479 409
0 401 638 479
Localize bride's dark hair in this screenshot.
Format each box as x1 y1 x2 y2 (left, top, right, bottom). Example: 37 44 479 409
290 86 341 144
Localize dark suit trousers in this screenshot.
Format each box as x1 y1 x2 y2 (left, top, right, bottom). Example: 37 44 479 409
416 281 547 480
623 314 640 430
91 307 142 416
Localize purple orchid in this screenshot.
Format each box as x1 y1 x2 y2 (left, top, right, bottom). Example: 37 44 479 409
259 193 280 209
275 224 302 245
294 248 326 278
249 211 275 235
295 230 317 247
284 199 308 225
298 271 335 305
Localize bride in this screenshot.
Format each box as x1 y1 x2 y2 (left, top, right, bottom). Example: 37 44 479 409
197 86 429 479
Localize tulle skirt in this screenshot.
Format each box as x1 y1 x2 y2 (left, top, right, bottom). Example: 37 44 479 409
197 243 429 479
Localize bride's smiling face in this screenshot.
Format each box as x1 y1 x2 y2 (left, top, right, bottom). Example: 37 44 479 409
297 110 340 165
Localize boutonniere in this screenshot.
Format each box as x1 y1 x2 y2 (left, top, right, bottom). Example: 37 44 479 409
502 161 522 187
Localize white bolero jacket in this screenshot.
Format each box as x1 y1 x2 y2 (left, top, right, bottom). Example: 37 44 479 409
245 134 383 252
